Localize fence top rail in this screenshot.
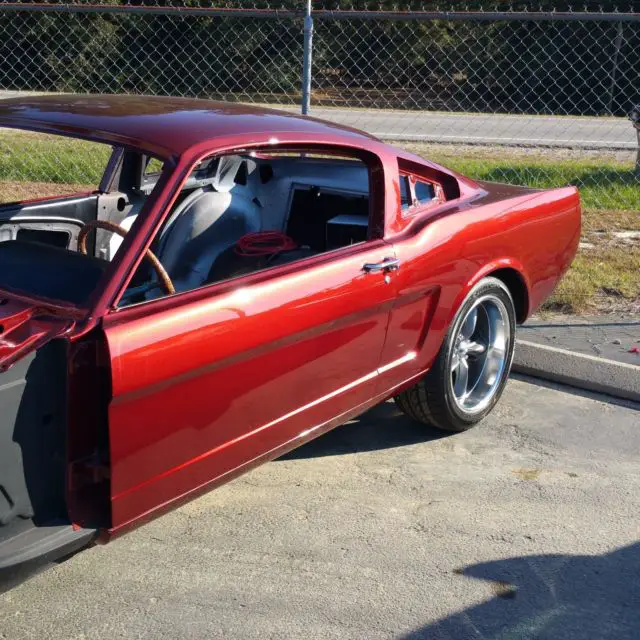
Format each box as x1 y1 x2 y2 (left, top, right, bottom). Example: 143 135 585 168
0 3 638 22
312 9 640 22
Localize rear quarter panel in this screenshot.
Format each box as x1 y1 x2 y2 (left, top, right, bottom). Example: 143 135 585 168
379 183 581 385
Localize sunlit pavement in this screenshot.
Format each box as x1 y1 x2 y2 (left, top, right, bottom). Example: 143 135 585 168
2 376 639 640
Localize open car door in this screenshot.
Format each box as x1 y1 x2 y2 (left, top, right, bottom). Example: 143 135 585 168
102 240 402 532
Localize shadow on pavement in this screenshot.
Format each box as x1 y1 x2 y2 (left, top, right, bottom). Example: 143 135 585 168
512 373 640 412
280 401 448 459
400 542 640 640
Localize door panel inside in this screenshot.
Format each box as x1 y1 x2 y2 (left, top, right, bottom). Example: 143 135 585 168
0 340 68 535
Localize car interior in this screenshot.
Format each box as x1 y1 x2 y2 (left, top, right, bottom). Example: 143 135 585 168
0 142 438 307
115 151 379 305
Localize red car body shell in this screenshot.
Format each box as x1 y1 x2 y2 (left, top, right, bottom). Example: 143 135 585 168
0 95 581 537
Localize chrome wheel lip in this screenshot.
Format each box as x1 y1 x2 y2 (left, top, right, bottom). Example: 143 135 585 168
448 294 511 415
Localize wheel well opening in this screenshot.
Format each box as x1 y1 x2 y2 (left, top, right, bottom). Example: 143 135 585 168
490 268 529 324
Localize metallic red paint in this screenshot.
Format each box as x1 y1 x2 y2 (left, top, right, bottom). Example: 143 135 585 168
0 96 581 537
0 94 379 159
0 298 74 370
103 240 401 527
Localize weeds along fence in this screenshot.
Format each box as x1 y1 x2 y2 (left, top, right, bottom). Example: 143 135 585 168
0 1 638 311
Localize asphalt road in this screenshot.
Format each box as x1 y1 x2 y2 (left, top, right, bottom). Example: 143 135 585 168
0 91 635 150
287 106 636 150
1 376 639 639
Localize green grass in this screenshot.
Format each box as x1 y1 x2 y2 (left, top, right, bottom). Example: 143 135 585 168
1 132 638 212
401 143 640 212
0 132 636 313
0 131 110 185
451 159 639 213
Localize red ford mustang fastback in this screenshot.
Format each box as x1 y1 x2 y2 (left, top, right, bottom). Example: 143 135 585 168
0 95 580 588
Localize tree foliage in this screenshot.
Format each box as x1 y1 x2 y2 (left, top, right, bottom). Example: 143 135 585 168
0 3 637 116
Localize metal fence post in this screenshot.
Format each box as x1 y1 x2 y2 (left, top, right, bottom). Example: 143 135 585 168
301 0 313 115
607 21 624 114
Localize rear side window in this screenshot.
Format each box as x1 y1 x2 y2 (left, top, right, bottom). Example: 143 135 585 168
399 175 411 210
415 180 435 204
399 172 438 213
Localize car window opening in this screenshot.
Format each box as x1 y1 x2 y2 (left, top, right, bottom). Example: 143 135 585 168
118 151 373 307
0 140 377 308
399 171 439 214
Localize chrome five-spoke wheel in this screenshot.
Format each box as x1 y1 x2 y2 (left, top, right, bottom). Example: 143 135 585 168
449 295 510 414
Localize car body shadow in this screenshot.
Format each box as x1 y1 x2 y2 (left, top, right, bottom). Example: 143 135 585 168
279 400 449 460
400 542 640 640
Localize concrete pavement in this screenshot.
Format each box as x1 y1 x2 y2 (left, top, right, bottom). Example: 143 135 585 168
513 316 640 402
1 377 639 639
519 315 640 367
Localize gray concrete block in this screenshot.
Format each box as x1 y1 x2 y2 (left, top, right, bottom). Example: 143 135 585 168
514 339 640 403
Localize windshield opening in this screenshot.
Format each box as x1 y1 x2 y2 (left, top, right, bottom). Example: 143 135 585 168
0 130 165 307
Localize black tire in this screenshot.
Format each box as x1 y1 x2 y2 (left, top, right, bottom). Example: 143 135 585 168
394 276 516 432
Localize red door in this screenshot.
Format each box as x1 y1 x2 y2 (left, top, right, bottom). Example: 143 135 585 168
102 241 400 530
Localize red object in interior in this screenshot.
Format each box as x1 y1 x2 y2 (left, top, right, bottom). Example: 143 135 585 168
234 231 298 257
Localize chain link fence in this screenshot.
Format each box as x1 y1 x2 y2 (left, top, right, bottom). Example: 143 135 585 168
0 1 638 313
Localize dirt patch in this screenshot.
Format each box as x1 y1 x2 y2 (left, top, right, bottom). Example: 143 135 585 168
547 241 640 314
512 468 543 481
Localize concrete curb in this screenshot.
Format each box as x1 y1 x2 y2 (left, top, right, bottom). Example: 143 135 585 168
513 339 640 403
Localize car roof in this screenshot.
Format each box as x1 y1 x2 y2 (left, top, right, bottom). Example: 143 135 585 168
0 94 380 158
